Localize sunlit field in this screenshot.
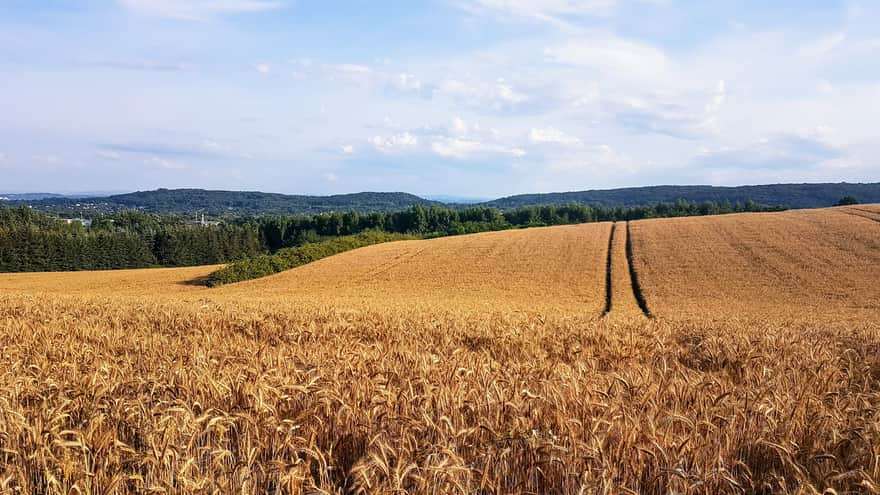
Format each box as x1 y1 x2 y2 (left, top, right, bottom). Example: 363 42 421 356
1 206 878 494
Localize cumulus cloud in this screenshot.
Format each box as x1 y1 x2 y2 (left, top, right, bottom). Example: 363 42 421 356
254 63 271 74
390 73 422 92
340 144 355 154
32 155 61 164
371 132 418 153
456 0 617 25
695 130 846 171
433 77 530 111
118 0 283 20
431 138 525 159
289 59 377 85
86 60 194 72
96 150 122 160
546 144 633 175
544 36 670 82
144 156 186 169
529 126 582 145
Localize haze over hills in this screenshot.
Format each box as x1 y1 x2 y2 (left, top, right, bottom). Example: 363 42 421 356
4 182 879 216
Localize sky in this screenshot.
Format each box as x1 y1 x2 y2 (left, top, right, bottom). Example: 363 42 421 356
0 1 878 197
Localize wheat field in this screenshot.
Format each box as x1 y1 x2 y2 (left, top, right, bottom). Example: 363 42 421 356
1 207 879 494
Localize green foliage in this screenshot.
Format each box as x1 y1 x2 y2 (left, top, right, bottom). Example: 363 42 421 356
0 207 263 272
835 196 859 206
483 183 880 210
205 231 416 287
1 198 787 275
17 189 438 216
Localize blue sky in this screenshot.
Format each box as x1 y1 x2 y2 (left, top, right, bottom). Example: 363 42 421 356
0 1 878 196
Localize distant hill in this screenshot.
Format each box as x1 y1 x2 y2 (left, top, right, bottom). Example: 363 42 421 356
479 183 880 209
9 183 880 216
18 188 440 216
0 193 67 201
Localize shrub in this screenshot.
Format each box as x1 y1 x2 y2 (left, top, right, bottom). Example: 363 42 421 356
206 231 416 286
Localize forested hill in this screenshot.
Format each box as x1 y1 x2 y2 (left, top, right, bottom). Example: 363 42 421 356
9 183 880 215
479 183 880 209
19 189 439 216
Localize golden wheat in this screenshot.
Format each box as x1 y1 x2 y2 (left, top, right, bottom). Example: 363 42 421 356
630 208 880 324
0 207 878 494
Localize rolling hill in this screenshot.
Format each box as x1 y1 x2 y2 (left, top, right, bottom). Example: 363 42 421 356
8 182 880 216
481 182 880 209
1 205 879 493
14 188 439 215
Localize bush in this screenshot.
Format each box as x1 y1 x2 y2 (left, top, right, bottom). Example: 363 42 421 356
835 196 859 206
206 231 416 287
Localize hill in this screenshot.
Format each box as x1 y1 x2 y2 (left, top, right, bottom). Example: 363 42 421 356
0 192 66 201
480 182 880 209
630 204 880 323
10 183 880 216
17 188 439 215
1 206 879 493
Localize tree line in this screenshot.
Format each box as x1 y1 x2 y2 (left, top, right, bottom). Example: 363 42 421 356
1 199 783 273
0 208 262 272
241 199 783 252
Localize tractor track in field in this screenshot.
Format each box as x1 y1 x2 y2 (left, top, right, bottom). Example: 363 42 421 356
602 221 651 319
842 208 880 224
601 223 616 317
625 221 652 318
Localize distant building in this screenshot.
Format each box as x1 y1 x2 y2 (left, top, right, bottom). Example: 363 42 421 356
189 214 221 227
59 218 92 227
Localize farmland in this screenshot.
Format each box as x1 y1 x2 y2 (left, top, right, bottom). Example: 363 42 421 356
0 206 878 494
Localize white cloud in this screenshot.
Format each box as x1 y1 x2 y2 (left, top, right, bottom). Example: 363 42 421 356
547 144 633 174
371 132 418 153
456 0 617 25
96 150 122 160
334 63 372 74
493 80 527 104
431 137 525 159
544 36 670 82
118 0 283 20
340 144 355 154
290 59 376 85
700 80 726 133
323 172 338 182
144 156 185 169
451 116 469 135
32 154 61 164
254 63 271 74
391 73 422 92
529 126 582 145
434 77 529 111
202 139 229 152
